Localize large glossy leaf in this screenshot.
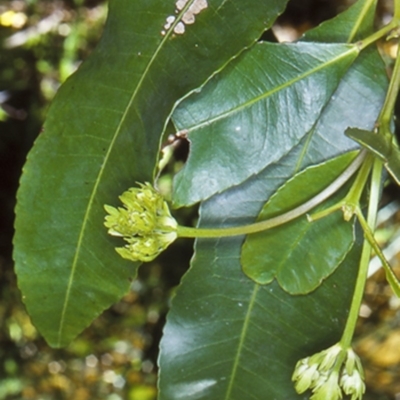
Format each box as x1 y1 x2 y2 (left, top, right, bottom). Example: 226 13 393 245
13 0 289 347
173 0 385 206
241 153 356 293
159 1 385 398
171 41 359 206
287 0 382 173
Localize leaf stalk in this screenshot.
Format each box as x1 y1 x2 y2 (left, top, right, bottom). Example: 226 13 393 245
308 153 373 222
177 151 366 238
357 19 398 50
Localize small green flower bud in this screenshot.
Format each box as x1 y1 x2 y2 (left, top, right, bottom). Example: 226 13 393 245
317 344 342 372
292 344 342 396
340 369 365 400
343 348 364 377
311 372 342 400
292 358 320 394
340 349 365 400
292 344 366 400
104 183 178 262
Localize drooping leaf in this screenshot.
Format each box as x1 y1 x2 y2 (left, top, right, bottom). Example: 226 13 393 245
241 153 356 294
172 42 359 206
346 127 400 185
13 0 289 347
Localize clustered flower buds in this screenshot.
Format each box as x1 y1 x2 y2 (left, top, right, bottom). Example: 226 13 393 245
104 183 178 262
292 344 365 400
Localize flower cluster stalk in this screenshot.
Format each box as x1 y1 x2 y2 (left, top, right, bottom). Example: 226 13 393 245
376 35 400 137
340 159 382 351
103 151 366 263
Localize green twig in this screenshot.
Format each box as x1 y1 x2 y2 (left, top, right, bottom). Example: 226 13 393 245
395 0 400 21
357 19 398 50
177 151 366 238
177 15 400 240
308 154 373 222
356 192 400 297
339 159 382 350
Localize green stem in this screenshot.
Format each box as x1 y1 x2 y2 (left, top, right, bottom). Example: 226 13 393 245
177 151 366 238
341 154 373 220
338 14 400 348
339 159 382 350
377 37 400 136
177 10 400 240
357 19 398 50
395 0 400 20
356 186 400 297
308 153 373 222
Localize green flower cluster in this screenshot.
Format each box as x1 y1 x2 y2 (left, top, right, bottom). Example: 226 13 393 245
104 183 177 262
292 344 365 400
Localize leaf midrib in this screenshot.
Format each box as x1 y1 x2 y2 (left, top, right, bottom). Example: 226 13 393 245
182 44 358 133
347 0 376 43
294 0 376 171
224 284 260 400
56 0 197 346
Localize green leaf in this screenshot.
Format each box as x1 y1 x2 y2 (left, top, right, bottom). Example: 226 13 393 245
301 0 377 43
171 0 384 208
346 127 400 185
159 3 386 398
158 186 362 399
293 0 384 172
13 0 289 347
241 153 356 294
172 42 359 206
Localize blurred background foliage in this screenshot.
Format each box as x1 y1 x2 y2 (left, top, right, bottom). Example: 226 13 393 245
0 0 400 399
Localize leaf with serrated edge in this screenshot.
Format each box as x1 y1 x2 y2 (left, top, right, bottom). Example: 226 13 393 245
241 153 356 294
13 0 289 347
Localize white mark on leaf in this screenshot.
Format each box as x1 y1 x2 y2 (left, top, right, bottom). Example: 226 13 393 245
161 0 208 36
164 15 176 30
183 0 208 25
174 21 185 34
176 0 188 10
